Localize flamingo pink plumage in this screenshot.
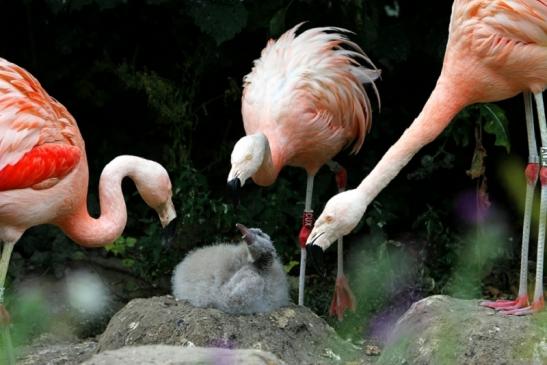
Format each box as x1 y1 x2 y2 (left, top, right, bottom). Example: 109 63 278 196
227 24 380 314
307 0 546 315
0 57 177 361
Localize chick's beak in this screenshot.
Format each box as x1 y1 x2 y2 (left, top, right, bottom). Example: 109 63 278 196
236 223 255 245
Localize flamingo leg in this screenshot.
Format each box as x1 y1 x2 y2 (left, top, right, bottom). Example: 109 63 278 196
481 92 537 311
298 174 315 306
0 241 15 365
326 161 356 320
502 92 546 316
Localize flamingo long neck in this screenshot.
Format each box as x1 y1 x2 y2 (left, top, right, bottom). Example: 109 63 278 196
60 156 141 247
357 77 469 205
252 140 281 186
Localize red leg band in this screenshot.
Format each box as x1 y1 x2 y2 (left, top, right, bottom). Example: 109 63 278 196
298 211 314 248
525 163 539 185
541 166 547 186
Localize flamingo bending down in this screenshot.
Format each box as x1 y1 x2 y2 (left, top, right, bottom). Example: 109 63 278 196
0 57 177 362
227 24 380 312
307 0 546 315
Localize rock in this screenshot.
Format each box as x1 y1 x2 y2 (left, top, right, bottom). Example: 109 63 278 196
97 295 360 364
377 295 547 365
17 332 97 365
82 345 286 365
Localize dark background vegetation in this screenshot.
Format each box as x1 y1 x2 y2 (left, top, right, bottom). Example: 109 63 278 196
1 0 536 339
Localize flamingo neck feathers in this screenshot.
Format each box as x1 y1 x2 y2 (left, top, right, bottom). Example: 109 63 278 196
252 140 281 186
60 156 143 247
357 77 468 205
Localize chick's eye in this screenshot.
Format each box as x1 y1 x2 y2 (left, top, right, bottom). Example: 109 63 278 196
325 215 334 223
245 154 253 161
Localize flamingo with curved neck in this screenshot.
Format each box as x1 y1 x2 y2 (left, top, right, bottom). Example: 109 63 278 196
0 58 176 363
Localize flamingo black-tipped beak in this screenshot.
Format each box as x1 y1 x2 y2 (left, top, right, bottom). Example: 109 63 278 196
161 216 178 248
306 235 326 277
227 178 241 206
236 223 255 245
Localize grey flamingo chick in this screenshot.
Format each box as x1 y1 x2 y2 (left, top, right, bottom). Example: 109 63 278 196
171 224 289 314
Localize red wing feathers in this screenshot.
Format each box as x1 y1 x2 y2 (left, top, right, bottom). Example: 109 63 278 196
0 144 81 191
0 58 81 173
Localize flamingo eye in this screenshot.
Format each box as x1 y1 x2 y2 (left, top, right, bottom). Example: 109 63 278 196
245 154 253 161
325 215 334 223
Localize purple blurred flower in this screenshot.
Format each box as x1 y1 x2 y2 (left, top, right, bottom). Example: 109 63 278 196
455 189 491 224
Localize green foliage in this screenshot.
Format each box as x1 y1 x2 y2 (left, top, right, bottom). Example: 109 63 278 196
187 0 248 45
412 207 461 291
444 226 508 299
406 144 456 181
413 206 453 244
482 104 511 153
105 236 137 256
409 102 510 182
451 103 511 153
269 0 293 35
2 290 51 361
330 233 424 339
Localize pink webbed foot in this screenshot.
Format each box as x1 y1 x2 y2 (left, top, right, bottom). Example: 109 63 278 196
480 294 528 311
500 297 544 316
329 275 356 321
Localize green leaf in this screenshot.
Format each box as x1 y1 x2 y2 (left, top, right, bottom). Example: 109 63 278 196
187 0 248 45
284 260 299 273
104 236 137 256
481 104 511 153
122 258 136 268
72 252 86 261
269 1 293 36
104 242 117 254
126 237 137 248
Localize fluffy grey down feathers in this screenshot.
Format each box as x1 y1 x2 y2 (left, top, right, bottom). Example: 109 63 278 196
171 225 289 314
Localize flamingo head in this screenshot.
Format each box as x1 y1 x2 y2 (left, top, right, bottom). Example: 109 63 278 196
133 160 177 228
236 223 275 268
227 133 268 203
306 189 367 251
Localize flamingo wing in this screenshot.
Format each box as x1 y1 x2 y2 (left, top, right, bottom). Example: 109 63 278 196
447 0 547 94
242 24 380 155
454 0 547 50
0 58 82 191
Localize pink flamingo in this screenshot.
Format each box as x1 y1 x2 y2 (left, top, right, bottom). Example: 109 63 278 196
307 0 546 315
0 58 177 362
227 24 380 314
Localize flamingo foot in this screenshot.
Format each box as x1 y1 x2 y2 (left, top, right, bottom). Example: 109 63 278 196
480 295 529 311
329 275 357 321
500 297 544 316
